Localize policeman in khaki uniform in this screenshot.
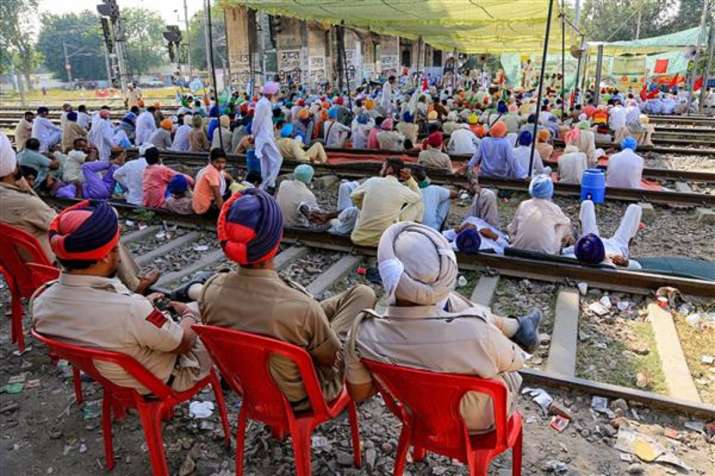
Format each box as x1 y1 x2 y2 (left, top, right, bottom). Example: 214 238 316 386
0 132 159 295
344 223 542 433
31 200 210 394
200 189 376 410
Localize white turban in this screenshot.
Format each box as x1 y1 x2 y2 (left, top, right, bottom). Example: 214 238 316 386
0 132 17 177
378 222 458 306
183 114 193 125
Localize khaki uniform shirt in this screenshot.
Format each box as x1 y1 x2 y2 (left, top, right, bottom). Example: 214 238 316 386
350 176 424 247
276 179 316 227
0 181 57 261
14 119 33 150
62 122 88 153
417 148 453 174
277 137 308 162
345 292 525 432
508 198 572 255
31 274 208 394
200 269 343 407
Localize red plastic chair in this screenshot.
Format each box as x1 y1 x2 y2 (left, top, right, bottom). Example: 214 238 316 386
192 324 361 476
0 223 59 352
361 359 523 476
31 328 231 475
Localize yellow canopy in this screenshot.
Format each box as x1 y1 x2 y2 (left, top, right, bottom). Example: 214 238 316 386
224 0 572 54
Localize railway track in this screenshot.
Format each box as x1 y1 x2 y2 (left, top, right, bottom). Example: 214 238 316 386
41 195 715 418
154 149 715 206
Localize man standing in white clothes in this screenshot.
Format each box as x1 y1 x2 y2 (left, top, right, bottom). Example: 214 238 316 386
88 107 115 162
135 106 158 146
253 81 283 191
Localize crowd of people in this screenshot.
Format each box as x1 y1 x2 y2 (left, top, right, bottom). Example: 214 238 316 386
1 73 682 464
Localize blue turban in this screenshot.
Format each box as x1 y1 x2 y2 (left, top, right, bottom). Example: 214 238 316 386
49 200 120 261
122 112 136 125
455 228 482 254
529 174 554 199
357 113 369 125
167 174 188 195
402 111 414 123
217 188 283 266
518 130 533 146
280 123 293 138
575 233 605 264
328 106 339 119
621 137 637 151
66 111 78 122
209 105 220 118
497 101 508 114
294 164 314 184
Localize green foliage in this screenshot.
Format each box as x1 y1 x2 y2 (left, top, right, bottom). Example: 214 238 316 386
188 6 227 71
36 7 167 81
36 12 105 81
669 0 711 32
0 0 40 86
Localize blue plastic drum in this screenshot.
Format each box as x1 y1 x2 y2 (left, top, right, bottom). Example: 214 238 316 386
580 168 606 203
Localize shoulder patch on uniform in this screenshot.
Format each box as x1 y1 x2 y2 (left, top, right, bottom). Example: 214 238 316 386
145 309 168 328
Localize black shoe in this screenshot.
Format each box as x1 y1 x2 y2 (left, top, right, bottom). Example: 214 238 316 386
512 308 543 353
169 271 215 302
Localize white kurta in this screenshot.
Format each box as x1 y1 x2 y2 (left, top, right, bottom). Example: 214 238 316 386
135 111 157 146
88 115 114 162
608 106 626 130
380 81 394 113
253 96 282 189
558 151 588 184
447 127 478 155
172 125 192 152
606 149 643 189
31 117 62 152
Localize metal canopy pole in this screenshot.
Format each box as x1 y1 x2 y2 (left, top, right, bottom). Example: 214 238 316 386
205 0 224 151
593 44 604 105
528 0 556 177
574 35 584 106
560 0 566 118
699 25 714 114
687 0 710 116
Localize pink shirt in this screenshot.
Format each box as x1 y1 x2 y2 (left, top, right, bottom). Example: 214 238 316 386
142 164 194 208
366 127 380 149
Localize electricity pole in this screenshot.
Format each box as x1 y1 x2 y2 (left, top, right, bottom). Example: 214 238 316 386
699 23 714 113
686 0 710 115
184 0 193 78
63 40 73 83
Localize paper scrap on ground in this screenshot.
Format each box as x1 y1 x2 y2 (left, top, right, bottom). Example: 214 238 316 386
189 400 215 419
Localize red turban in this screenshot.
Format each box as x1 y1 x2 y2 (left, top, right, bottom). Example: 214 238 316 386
426 132 443 148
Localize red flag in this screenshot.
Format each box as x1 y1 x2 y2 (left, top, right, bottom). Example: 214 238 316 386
694 76 704 91
668 74 681 89
653 59 669 74
640 84 648 101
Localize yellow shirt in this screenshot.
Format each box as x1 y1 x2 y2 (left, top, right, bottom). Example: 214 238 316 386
277 137 308 161
350 176 423 247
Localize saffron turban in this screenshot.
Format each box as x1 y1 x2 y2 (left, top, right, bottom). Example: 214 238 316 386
426 131 443 148
537 129 551 141
517 130 532 146
160 118 173 130
377 222 458 306
49 200 120 261
217 189 283 266
263 81 280 96
575 233 605 264
167 174 189 195
365 99 375 110
529 174 554 199
294 164 314 184
489 121 507 138
0 132 17 178
455 228 482 254
621 137 638 151
298 108 310 120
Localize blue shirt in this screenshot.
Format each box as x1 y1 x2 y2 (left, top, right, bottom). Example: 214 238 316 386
420 185 451 230
469 137 527 180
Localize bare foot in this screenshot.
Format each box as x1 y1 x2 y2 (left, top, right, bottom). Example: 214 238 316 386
135 270 161 295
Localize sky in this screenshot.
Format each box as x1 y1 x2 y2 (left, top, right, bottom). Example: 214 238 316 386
37 0 204 27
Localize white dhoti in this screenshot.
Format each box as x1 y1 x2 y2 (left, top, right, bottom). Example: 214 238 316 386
580 200 641 257
337 180 360 211
256 140 283 190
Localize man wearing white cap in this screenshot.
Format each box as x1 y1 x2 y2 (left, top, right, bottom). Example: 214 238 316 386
253 81 283 191
344 222 541 433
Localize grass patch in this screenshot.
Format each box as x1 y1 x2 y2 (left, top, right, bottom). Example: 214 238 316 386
672 312 715 404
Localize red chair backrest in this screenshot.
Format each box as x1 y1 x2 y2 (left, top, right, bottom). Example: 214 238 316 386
192 325 331 425
31 329 174 400
0 223 58 297
361 359 510 458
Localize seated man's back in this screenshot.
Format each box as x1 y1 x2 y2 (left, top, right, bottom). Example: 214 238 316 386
606 138 643 189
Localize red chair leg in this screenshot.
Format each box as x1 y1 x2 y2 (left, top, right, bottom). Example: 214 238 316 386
209 371 231 448
72 367 84 404
289 420 314 476
412 446 426 462
512 426 523 476
136 402 170 476
393 425 411 476
347 401 362 468
467 451 491 476
234 406 249 476
101 393 115 470
10 292 24 352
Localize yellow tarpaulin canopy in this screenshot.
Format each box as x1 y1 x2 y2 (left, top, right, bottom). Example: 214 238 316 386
224 0 572 54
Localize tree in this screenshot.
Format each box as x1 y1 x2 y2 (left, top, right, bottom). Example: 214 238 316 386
36 12 105 81
669 0 711 32
121 8 168 77
0 0 40 90
580 0 677 42
188 6 227 71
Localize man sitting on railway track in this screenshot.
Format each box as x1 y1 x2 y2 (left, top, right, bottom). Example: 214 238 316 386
467 121 527 180
31 107 62 153
192 148 229 215
606 137 643 189
275 164 320 228
276 123 328 164
17 138 60 190
412 166 455 231
0 132 159 294
114 144 151 206
61 111 87 153
32 200 211 395
14 111 34 151
563 200 643 270
343 222 541 432
200 189 377 410
417 131 453 174
508 174 574 255
142 146 194 209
